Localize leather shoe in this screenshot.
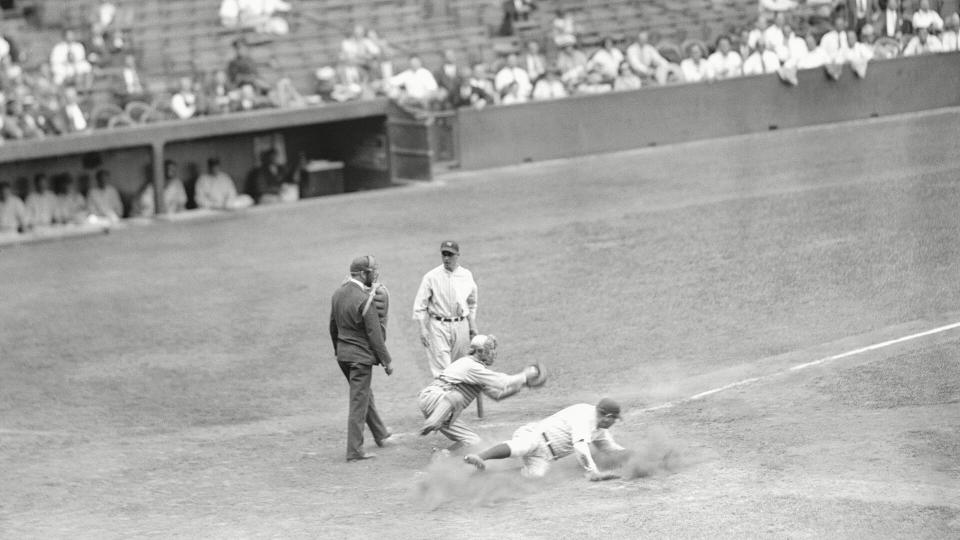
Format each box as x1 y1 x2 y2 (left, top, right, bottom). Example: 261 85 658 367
346 453 377 462
375 432 394 448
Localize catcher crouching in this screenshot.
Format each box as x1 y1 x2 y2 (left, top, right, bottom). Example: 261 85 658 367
418 334 546 451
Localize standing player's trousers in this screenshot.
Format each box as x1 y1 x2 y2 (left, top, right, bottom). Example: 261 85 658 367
423 318 471 377
338 361 390 460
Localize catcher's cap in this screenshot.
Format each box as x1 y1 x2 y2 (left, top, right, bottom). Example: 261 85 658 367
597 397 621 419
440 240 460 254
349 255 377 273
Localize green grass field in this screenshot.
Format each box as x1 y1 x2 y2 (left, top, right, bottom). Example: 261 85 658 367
2 109 959 539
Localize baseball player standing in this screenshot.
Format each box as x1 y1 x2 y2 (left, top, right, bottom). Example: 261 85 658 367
463 398 626 481
412 241 479 378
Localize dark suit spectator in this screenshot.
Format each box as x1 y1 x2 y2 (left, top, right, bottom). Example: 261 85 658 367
434 49 462 108
879 0 909 37
329 255 394 461
226 39 267 92
500 0 535 36
847 0 881 34
522 41 547 82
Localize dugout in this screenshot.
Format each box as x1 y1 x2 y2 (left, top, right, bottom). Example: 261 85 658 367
0 99 392 216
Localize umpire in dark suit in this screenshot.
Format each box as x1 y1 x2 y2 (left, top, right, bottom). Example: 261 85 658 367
330 255 394 461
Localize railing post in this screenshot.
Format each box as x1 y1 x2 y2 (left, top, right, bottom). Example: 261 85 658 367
151 141 166 215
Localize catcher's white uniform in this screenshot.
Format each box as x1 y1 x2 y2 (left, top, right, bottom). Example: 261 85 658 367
418 355 526 446
506 403 624 478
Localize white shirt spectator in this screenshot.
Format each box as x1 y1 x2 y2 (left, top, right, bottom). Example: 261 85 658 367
784 34 809 66
588 47 624 80
63 102 88 132
903 34 943 55
626 41 667 75
708 50 743 79
942 31 959 52
56 192 87 224
171 91 197 119
391 67 439 100
50 38 92 85
680 57 714 83
742 49 782 75
494 66 532 98
819 30 852 60
137 180 188 216
763 24 785 50
796 45 830 69
532 77 567 100
912 8 944 32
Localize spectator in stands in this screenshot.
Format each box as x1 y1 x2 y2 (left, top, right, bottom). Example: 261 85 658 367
227 39 268 93
942 13 960 51
500 0 535 36
522 41 547 83
0 180 28 234
86 169 123 222
389 55 440 109
552 10 577 48
341 25 372 70
879 0 908 38
820 15 853 59
588 37 625 82
171 77 198 120
494 53 532 100
680 42 714 83
531 67 568 99
748 15 771 50
234 83 271 111
764 13 788 52
61 87 88 133
203 70 233 114
794 33 831 69
49 29 93 90
220 0 291 35
435 49 462 109
329 58 369 102
5 99 44 140
90 0 129 54
55 173 88 224
708 36 743 79
782 23 809 64
626 31 671 85
903 25 944 54
251 148 299 204
500 81 525 105
912 0 945 31
742 40 782 75
612 62 641 91
195 157 253 210
270 77 306 108
848 0 880 34
576 68 612 95
468 64 499 107
556 43 588 87
364 29 394 80
25 173 56 229
120 54 146 102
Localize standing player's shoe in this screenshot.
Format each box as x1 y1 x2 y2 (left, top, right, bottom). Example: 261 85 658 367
463 454 485 471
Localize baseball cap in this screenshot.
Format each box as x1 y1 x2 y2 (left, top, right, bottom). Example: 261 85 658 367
440 240 459 254
597 397 621 419
349 255 377 273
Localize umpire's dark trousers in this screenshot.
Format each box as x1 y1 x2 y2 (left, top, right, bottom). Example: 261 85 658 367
338 361 389 460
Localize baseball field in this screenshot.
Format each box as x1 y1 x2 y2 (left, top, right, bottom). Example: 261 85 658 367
2 108 959 539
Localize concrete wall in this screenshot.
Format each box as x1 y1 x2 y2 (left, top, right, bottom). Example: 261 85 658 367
456 53 960 171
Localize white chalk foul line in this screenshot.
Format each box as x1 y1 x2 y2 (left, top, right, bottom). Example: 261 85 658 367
640 320 960 414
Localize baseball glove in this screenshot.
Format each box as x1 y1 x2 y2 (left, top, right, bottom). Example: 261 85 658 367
524 362 547 388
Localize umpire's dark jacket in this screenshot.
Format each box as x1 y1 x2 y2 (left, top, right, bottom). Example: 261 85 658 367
329 280 392 367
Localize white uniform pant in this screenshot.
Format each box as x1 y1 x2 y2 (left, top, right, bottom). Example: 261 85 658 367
506 423 555 478
423 318 470 377
417 385 480 447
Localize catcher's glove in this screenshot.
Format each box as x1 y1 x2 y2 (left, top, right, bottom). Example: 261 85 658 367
524 362 547 388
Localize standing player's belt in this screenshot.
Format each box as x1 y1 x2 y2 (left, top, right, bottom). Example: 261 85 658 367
431 315 465 322
541 432 558 460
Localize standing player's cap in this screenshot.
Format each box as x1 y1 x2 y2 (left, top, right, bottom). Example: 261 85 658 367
440 241 460 254
597 397 622 419
349 255 377 273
